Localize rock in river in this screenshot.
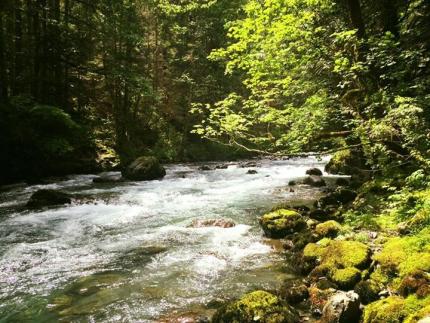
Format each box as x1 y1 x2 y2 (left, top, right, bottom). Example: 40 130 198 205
189 219 236 228
27 189 72 208
259 209 306 239
122 156 166 181
212 290 299 323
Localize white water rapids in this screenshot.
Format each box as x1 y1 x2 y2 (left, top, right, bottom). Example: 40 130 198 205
0 157 329 322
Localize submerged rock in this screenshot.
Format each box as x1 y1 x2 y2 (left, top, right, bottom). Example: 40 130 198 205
189 219 236 228
26 189 72 208
321 291 361 323
212 290 299 323
122 156 166 181
199 165 212 171
259 209 306 239
303 176 326 187
306 168 323 176
247 169 258 175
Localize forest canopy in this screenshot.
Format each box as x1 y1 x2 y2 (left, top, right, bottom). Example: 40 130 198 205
0 0 429 183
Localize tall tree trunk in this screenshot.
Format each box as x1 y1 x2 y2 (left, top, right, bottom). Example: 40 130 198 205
0 14 7 102
346 0 366 38
13 0 23 95
380 0 399 37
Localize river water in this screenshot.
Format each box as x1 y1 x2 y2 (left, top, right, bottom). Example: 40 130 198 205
0 157 328 322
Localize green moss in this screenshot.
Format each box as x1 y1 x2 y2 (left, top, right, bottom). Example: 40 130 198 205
331 267 361 290
364 295 430 323
325 149 353 175
363 296 408 323
370 267 390 286
404 305 430 323
212 291 298 323
374 228 430 277
321 240 370 269
315 220 342 238
304 240 370 270
303 243 325 260
259 209 306 239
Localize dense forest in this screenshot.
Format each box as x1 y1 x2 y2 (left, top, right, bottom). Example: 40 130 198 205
1 0 430 322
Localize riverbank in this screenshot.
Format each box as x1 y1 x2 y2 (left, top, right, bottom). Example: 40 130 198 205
212 157 430 322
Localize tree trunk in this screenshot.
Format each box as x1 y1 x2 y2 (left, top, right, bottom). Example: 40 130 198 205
0 14 7 102
346 0 366 38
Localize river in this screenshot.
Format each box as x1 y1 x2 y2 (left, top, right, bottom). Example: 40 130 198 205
0 157 328 322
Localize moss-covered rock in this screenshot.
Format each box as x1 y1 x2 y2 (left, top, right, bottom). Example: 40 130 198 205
211 290 299 323
259 209 306 239
363 296 407 323
306 168 323 176
364 295 430 323
122 156 166 181
374 228 430 278
399 270 430 298
315 220 342 238
332 267 361 290
354 280 381 305
325 149 366 176
303 240 370 288
279 280 309 304
308 285 336 314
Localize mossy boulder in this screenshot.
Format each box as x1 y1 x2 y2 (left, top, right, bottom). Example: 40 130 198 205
315 221 342 238
354 280 381 305
364 295 430 323
374 228 430 278
304 240 370 269
399 271 430 298
259 209 306 239
363 296 407 323
122 156 166 181
325 149 365 176
211 290 299 323
331 267 361 290
303 240 370 289
27 189 72 208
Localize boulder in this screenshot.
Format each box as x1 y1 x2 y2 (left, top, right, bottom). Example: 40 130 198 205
27 189 72 208
215 164 229 169
335 178 350 186
122 156 166 181
306 168 323 176
288 180 297 186
315 220 342 239
212 290 299 323
92 174 122 183
354 280 381 305
308 286 337 316
309 209 329 221
280 280 309 304
316 189 357 208
240 161 259 168
331 267 361 290
259 209 306 239
247 169 258 175
398 270 430 298
303 176 326 187
321 291 361 323
189 219 236 229
199 165 212 171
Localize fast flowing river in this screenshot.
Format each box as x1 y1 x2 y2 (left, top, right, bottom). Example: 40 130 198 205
0 157 328 322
